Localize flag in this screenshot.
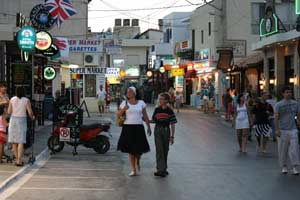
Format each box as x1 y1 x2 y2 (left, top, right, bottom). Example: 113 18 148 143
51 37 69 60
44 0 77 28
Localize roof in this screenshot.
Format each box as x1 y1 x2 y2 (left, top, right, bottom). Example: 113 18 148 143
138 29 163 37
235 51 264 68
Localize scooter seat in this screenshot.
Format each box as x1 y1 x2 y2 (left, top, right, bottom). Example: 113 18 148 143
80 123 110 131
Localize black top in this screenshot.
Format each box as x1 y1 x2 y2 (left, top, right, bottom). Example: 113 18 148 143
152 106 177 126
252 101 273 125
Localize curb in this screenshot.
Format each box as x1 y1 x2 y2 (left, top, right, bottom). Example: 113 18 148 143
0 148 49 194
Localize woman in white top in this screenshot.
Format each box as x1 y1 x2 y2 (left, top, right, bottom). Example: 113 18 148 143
234 94 251 153
7 87 34 166
117 87 151 176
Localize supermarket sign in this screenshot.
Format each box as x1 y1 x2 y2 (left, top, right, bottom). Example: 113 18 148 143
69 67 106 74
68 39 102 52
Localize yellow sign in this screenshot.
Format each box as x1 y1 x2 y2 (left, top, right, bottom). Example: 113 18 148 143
107 77 121 84
171 68 185 77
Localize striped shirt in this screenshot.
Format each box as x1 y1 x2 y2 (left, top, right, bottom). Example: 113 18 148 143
152 106 177 126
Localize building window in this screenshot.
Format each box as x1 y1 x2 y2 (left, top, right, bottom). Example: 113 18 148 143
85 74 96 97
208 22 211 36
151 45 155 52
164 28 173 43
251 2 266 34
201 30 204 44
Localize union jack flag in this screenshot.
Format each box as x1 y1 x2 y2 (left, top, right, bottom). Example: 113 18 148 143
44 0 77 28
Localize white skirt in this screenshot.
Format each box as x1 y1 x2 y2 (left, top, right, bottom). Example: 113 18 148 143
235 118 250 130
8 116 27 144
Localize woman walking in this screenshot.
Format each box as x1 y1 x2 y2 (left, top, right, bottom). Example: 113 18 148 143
117 87 151 176
234 94 251 153
252 92 273 153
7 87 34 166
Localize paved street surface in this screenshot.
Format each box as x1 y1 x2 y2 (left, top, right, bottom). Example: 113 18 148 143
1 106 300 200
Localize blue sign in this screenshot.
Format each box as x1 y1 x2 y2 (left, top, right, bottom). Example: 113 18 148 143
17 26 36 51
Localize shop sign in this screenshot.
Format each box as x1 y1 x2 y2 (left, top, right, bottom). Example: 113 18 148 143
30 4 54 31
107 77 121 84
38 44 59 57
125 66 140 77
296 0 300 14
175 76 184 92
17 26 36 52
194 61 210 71
69 67 106 74
181 41 190 50
195 49 209 61
196 67 215 74
35 31 52 51
68 39 102 52
260 7 279 37
171 68 185 77
187 64 194 71
113 59 125 68
105 68 120 77
44 66 56 80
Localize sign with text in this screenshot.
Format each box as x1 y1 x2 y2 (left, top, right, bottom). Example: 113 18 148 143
69 67 106 74
17 26 36 51
105 68 120 77
171 68 185 77
68 39 102 52
59 127 71 142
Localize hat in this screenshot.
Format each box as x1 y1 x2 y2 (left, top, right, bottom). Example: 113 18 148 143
128 86 137 95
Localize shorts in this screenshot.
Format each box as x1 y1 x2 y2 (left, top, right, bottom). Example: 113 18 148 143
98 99 105 106
0 131 7 144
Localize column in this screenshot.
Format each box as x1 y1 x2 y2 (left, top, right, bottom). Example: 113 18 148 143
293 43 300 100
274 47 285 97
263 52 269 92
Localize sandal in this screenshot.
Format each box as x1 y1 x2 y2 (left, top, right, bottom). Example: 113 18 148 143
15 162 24 167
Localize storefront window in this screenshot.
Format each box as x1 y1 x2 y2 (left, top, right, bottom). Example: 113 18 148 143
85 74 96 97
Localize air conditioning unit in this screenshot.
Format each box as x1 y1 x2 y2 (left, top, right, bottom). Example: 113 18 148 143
84 53 99 66
132 19 139 26
123 19 130 26
115 19 122 26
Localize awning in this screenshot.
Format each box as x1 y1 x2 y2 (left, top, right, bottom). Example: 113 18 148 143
216 48 233 72
235 51 264 68
185 70 196 78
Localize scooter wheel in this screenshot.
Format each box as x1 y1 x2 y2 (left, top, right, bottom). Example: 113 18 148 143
48 136 65 153
93 135 110 154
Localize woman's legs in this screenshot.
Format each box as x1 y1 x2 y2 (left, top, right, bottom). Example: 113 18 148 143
0 143 3 162
135 154 141 171
128 154 137 175
262 136 268 153
242 129 249 153
236 129 242 152
12 143 18 161
17 144 24 164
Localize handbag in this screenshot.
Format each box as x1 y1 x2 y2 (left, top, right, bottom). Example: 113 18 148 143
117 101 127 127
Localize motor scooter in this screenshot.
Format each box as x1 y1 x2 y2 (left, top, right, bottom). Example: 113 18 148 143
48 112 111 155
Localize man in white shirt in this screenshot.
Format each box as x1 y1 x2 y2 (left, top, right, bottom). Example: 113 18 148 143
97 85 106 113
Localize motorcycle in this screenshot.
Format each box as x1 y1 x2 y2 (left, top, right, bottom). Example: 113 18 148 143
48 112 111 155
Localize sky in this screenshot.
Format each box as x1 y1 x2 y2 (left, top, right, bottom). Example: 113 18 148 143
88 0 205 32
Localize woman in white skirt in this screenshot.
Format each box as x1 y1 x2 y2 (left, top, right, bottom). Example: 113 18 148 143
7 87 34 166
234 94 251 153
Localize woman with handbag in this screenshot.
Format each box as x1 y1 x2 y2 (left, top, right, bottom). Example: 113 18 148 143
117 87 151 177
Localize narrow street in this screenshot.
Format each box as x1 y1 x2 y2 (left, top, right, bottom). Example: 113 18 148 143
1 107 299 200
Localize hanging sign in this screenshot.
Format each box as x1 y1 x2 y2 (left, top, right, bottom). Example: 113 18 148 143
296 0 300 14
44 66 56 80
171 68 185 77
105 68 120 77
17 26 36 51
30 4 55 31
69 67 107 74
38 44 59 57
260 7 279 37
35 31 52 51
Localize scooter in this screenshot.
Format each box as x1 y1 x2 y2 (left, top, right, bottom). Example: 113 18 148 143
48 112 111 155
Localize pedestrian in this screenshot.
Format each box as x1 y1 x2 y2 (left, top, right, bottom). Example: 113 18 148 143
175 91 182 113
0 82 9 111
252 92 273 153
152 93 177 177
233 94 251 153
117 87 151 176
224 89 233 121
96 85 106 114
168 87 175 108
274 86 300 175
0 107 8 163
7 87 35 166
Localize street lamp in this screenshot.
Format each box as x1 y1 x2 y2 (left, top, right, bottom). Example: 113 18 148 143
159 67 165 74
146 70 153 78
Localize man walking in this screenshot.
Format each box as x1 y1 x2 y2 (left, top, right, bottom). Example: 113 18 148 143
97 85 106 114
275 86 300 175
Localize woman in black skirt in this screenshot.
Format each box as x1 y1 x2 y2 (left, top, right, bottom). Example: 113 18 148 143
117 86 151 176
